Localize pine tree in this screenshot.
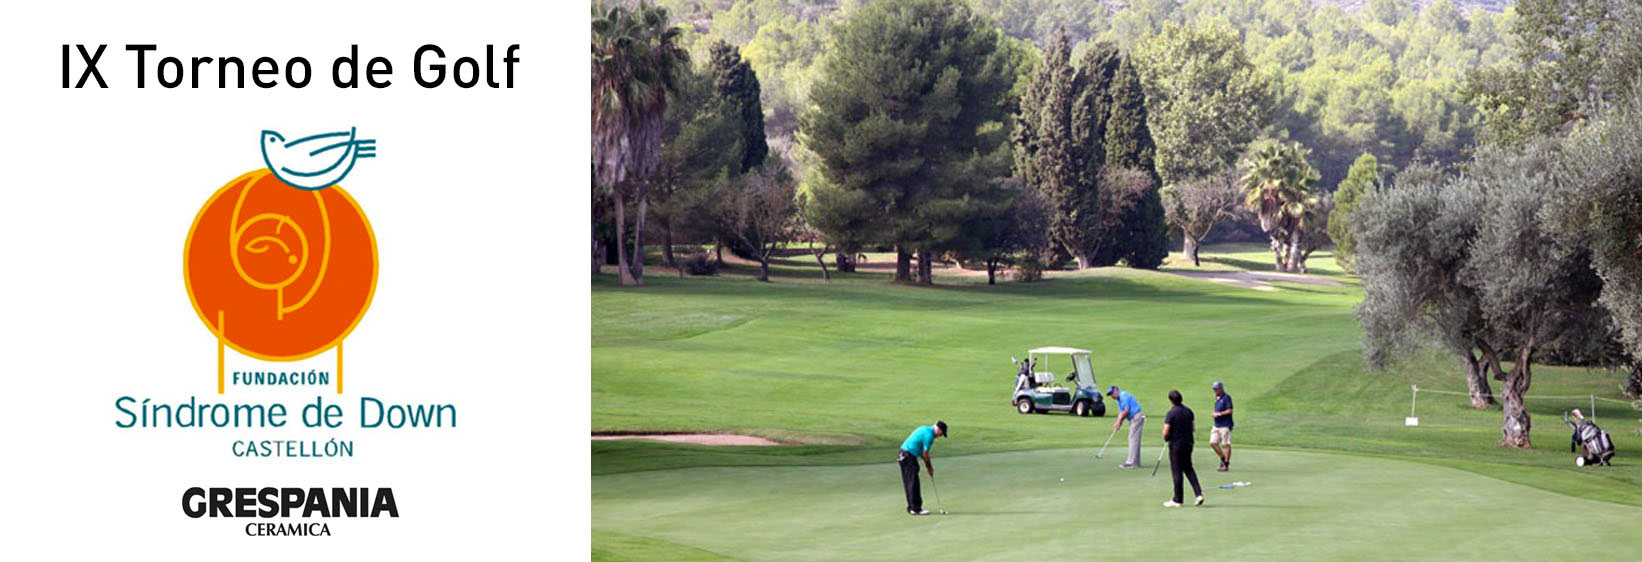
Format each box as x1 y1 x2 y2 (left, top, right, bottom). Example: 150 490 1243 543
804 0 1014 284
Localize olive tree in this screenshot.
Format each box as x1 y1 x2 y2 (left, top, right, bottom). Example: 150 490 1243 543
1460 142 1613 447
1546 88 1642 396
1357 146 1615 447
1354 164 1497 409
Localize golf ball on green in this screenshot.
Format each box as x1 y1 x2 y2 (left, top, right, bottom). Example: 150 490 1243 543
1059 478 1064 482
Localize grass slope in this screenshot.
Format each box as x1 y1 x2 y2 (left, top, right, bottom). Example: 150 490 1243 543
593 246 1642 559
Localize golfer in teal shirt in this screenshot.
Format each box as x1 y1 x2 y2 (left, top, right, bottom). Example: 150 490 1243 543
897 421 947 515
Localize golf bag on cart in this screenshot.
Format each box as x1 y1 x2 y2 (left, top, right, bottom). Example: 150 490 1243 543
1014 359 1037 392
1565 410 1615 467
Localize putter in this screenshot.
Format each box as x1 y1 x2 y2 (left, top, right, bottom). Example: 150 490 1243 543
1096 427 1119 459
929 473 948 515
1150 447 1167 476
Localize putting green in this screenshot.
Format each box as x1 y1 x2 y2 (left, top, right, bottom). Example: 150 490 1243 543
594 447 1642 561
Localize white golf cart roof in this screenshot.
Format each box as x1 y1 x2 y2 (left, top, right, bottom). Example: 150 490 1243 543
1028 346 1090 355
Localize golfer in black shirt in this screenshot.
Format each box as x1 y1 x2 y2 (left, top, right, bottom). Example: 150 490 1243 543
1161 390 1204 507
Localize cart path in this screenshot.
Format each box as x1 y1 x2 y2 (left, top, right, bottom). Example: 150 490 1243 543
856 260 1346 290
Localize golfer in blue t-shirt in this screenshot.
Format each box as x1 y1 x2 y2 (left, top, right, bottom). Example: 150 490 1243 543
1107 386 1145 468
1210 381 1234 471
897 420 947 515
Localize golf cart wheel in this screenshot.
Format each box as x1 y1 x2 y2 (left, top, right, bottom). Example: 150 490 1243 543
1017 399 1034 414
1073 401 1088 417
1090 401 1106 417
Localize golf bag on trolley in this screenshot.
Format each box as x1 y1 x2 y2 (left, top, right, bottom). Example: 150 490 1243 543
1565 410 1614 467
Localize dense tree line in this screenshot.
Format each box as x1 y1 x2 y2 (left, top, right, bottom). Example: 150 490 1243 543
594 0 1526 287
595 2 792 285
654 0 1511 188
609 0 1513 279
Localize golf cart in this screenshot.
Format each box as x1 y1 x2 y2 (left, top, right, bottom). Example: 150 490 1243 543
1011 347 1105 417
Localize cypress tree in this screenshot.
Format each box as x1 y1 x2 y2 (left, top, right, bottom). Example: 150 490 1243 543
1014 35 1086 267
1105 55 1168 269
1327 152 1380 272
709 40 768 173
1014 36 1126 269
1078 43 1123 267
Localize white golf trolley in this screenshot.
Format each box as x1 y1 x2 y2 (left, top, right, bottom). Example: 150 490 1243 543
1011 346 1105 417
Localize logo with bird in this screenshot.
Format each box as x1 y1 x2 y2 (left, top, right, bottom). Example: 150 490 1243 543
261 127 377 190
183 128 380 394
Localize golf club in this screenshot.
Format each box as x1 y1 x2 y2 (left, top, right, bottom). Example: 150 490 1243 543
1096 426 1119 459
929 473 948 515
1150 446 1167 476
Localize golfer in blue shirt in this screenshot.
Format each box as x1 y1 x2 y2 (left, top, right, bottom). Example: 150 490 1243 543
1210 381 1235 471
1107 386 1145 468
897 421 947 515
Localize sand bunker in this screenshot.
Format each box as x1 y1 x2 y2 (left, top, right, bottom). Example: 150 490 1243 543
1169 270 1343 291
592 432 785 446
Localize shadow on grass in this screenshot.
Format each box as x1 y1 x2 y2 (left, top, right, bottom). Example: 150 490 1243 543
593 269 1321 312
1205 255 1343 278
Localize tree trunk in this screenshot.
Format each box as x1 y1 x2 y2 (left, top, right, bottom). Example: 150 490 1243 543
1496 348 1533 448
614 189 638 286
628 186 647 285
592 219 603 275
1269 236 1285 272
836 252 855 273
714 239 724 264
917 249 933 285
1624 362 1642 399
758 254 771 282
895 247 912 283
1074 251 1094 270
812 243 832 281
660 220 676 268
1284 228 1304 273
1462 350 1498 409
986 258 998 285
1183 236 1201 267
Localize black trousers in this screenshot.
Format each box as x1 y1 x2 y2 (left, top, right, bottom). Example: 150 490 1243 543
1169 441 1202 503
898 451 922 512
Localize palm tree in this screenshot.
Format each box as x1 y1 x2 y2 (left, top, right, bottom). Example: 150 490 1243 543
1240 141 1320 273
592 1 688 286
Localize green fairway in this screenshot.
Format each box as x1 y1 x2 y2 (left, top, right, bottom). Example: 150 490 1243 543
593 246 1642 560
594 448 1642 561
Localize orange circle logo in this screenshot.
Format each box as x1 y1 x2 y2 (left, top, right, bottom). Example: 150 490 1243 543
184 170 378 363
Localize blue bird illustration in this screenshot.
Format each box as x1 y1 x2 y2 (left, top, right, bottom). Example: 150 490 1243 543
260 127 377 190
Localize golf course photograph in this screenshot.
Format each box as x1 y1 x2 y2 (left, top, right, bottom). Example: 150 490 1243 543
589 0 1642 560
